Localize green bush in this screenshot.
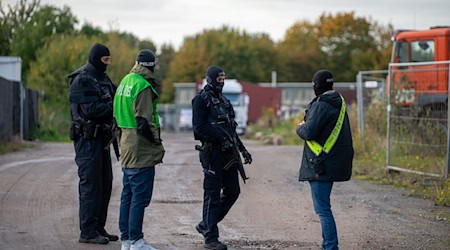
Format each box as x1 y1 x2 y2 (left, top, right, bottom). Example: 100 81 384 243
33 102 71 141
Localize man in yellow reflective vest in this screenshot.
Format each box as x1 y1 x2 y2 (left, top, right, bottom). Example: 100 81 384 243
114 49 165 250
296 69 354 250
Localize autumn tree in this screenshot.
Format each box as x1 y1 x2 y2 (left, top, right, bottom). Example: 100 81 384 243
155 44 176 92
27 32 140 138
79 22 106 38
0 0 40 56
276 20 325 82
163 26 277 102
3 1 78 80
316 11 392 81
105 32 139 84
138 39 157 53
26 35 100 138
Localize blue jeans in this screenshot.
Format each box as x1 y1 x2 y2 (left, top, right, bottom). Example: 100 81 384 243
309 181 338 250
119 167 155 241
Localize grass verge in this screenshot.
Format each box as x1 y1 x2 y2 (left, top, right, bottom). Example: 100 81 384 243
247 104 450 215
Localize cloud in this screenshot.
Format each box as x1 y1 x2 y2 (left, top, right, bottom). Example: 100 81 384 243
4 0 450 48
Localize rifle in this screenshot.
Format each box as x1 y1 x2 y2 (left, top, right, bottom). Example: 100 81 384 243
104 120 120 161
217 114 249 183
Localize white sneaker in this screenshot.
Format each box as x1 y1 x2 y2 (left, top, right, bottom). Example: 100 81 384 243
130 238 158 250
121 240 132 250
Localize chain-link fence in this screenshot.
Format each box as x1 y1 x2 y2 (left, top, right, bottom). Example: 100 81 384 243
387 61 450 178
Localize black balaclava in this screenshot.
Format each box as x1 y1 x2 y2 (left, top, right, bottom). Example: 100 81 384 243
136 49 156 72
88 43 110 72
312 69 334 96
205 66 225 94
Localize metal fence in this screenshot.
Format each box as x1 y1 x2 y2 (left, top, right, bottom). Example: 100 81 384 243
386 61 450 178
356 70 389 138
158 103 193 132
0 76 38 141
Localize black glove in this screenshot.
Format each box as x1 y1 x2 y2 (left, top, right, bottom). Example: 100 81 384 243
241 149 252 164
154 138 163 145
315 162 325 176
136 116 155 143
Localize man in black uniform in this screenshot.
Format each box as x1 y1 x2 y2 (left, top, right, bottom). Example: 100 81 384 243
68 43 119 244
192 66 253 250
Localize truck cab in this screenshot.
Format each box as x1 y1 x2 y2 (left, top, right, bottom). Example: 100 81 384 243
389 27 450 116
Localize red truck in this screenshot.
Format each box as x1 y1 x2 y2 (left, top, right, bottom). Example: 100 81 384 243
389 26 450 118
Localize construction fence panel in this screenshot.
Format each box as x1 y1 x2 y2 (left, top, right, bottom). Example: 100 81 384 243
387 61 450 178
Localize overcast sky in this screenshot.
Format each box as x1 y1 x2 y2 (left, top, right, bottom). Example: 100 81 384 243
5 0 450 49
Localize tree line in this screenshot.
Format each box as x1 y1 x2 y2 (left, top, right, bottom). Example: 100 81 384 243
0 0 393 139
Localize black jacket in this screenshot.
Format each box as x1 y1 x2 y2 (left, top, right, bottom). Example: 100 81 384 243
296 90 354 181
68 62 115 125
192 88 230 144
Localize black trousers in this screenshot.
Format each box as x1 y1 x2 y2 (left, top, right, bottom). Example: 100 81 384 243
200 149 240 243
74 136 113 239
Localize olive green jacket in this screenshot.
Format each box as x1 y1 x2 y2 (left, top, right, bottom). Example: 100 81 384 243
117 64 165 168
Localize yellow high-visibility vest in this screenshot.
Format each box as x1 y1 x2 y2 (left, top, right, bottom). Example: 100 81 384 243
306 95 346 156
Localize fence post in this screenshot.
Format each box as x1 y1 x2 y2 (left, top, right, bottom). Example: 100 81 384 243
20 82 25 141
356 72 364 139
446 61 450 179
386 65 392 170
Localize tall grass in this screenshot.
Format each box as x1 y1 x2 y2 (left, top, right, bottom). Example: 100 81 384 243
33 101 71 141
0 137 35 155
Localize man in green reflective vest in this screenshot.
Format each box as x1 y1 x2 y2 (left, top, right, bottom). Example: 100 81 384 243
114 49 165 250
296 69 354 250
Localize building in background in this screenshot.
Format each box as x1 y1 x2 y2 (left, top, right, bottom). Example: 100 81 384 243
259 82 356 119
0 56 38 141
171 80 355 131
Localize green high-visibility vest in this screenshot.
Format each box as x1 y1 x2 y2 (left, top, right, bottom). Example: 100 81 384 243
114 73 160 128
306 95 346 156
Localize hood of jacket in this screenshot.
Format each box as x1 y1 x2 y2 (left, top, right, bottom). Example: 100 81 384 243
130 64 158 87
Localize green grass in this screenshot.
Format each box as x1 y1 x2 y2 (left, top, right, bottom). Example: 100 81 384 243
0 138 36 155
33 102 71 142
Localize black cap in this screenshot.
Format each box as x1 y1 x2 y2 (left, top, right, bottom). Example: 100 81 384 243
313 69 334 86
312 69 333 96
136 49 156 72
88 43 110 72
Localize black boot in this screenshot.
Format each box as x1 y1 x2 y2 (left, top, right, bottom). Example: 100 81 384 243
97 230 119 241
196 222 207 237
79 235 109 244
204 240 227 250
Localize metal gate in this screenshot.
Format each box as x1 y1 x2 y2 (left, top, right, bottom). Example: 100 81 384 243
386 61 450 178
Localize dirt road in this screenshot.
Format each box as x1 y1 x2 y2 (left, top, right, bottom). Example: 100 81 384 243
0 132 449 249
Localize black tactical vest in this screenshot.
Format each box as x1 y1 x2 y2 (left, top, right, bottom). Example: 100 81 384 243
68 63 115 123
200 89 236 136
